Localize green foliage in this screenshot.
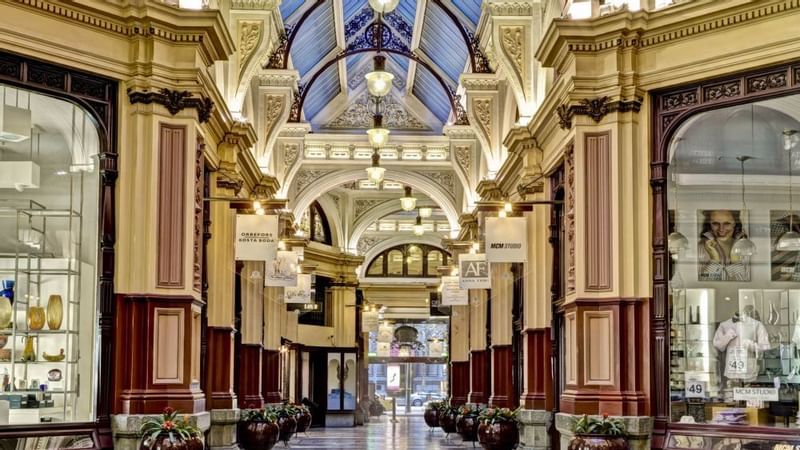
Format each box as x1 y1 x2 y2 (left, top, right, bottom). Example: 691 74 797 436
437 400 460 416
270 403 299 418
139 407 200 448
241 408 278 423
478 407 520 425
426 400 445 411
457 404 484 418
573 414 627 436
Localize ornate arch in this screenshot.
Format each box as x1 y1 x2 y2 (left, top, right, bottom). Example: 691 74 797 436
359 234 446 278
315 195 345 250
348 199 438 254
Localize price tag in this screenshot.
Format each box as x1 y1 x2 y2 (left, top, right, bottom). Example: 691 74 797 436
728 347 748 375
685 380 707 399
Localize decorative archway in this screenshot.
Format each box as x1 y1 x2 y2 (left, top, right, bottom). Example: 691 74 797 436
348 199 439 254
359 234 446 278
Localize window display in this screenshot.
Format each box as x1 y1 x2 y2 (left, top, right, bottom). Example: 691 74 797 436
668 94 800 427
0 84 99 425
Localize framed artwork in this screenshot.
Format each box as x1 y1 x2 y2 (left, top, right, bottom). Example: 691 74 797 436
770 210 800 281
697 209 751 281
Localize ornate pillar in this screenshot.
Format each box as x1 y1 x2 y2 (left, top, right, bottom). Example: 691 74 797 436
489 263 514 408
330 285 357 347
262 286 283 404
237 260 264 408
468 289 490 405
450 303 470 407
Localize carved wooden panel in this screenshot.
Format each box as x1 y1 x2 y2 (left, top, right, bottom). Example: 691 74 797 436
584 132 612 291
565 143 576 293
565 311 577 385
157 124 186 288
584 311 614 386
153 307 185 384
193 139 204 293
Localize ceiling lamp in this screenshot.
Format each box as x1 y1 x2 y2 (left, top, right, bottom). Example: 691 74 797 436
399 186 417 211
784 129 798 151
368 0 400 14
413 215 424 236
365 56 394 98
418 207 433 219
367 114 390 148
668 177 689 255
731 155 756 257
777 144 800 251
366 149 385 184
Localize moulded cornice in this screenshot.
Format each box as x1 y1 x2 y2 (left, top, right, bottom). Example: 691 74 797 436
460 73 502 92
279 123 313 138
487 1 536 17
258 70 300 87
443 125 477 140
231 0 279 10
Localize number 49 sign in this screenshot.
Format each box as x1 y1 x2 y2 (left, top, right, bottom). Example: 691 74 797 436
685 380 707 399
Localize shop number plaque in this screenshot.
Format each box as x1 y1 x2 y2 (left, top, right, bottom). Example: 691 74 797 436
685 380 707 399
728 347 748 375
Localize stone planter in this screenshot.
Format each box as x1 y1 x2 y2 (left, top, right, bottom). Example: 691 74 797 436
238 421 279 450
295 410 312 434
439 411 458 435
478 421 519 450
277 416 297 444
423 408 439 429
457 415 480 443
567 435 629 450
140 435 203 450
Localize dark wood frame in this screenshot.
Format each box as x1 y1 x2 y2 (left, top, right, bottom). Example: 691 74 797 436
651 60 800 448
365 244 450 277
309 200 332 246
549 164 566 450
0 51 117 447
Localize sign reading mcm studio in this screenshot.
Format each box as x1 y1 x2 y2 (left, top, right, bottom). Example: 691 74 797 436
235 214 278 261
485 217 527 262
459 253 491 289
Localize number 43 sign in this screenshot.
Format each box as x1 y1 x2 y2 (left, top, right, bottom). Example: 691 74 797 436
685 380 707 399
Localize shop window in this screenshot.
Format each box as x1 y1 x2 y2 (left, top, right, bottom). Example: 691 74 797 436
0 84 100 424
667 94 800 427
387 250 404 276
406 245 423 276
367 255 384 276
427 250 443 276
364 244 451 277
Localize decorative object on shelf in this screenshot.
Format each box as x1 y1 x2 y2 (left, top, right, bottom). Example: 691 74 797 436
239 407 279 450
0 336 6 349
139 407 203 450
0 349 10 362
477 407 520 450
568 413 628 450
0 296 11 329
27 305 45 331
21 337 36 362
0 280 13 303
456 404 483 443
42 348 65 362
768 301 780 326
47 369 62 382
46 294 63 330
424 400 444 430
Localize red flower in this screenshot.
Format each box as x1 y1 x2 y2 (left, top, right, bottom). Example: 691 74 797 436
162 420 175 430
163 407 176 415
602 412 609 419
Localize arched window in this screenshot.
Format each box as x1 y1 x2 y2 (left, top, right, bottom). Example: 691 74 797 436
427 250 443 276
387 250 404 276
407 245 423 276
367 254 384 276
364 244 451 277
310 201 332 245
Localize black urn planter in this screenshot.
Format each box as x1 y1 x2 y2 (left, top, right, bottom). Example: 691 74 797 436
457 415 480 443
295 410 312 434
423 408 440 429
439 411 458 436
140 435 204 450
277 416 297 444
238 421 279 450
478 421 519 450
568 435 629 450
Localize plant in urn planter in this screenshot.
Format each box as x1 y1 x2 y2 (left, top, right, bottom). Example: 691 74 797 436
139 407 203 450
271 403 298 445
477 407 520 450
239 408 279 450
568 413 629 450
293 403 312 435
456 404 483 445
424 400 444 430
438 401 460 437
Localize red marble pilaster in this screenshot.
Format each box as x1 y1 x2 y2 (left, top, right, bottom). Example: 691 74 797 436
520 328 553 410
206 326 237 409
262 349 281 403
468 350 489 404
489 345 513 408
237 344 263 408
450 361 470 406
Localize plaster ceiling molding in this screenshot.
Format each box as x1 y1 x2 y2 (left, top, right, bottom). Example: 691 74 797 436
282 143 299 176
416 170 456 194
294 168 334 193
263 94 284 136
354 199 388 219
323 93 430 131
232 0 279 9
257 71 300 88
357 236 383 256
488 1 535 16
472 98 493 147
454 146 472 173
238 20 263 73
499 25 524 83
278 124 312 138
461 76 501 92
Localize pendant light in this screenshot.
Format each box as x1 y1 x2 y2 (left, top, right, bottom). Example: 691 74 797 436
365 56 394 98
368 0 400 14
777 139 800 251
413 214 424 236
418 207 433 218
366 148 385 184
731 155 757 257
399 186 417 211
367 113 390 148
668 139 690 254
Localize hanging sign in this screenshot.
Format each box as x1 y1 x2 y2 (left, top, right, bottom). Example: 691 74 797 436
284 273 311 303
377 323 394 342
485 217 527 262
733 387 779 402
441 276 468 305
235 214 278 261
459 254 491 289
362 310 379 333
387 365 401 390
265 250 298 287
376 341 391 357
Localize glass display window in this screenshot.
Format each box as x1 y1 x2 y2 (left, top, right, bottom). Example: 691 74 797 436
668 93 800 427
0 83 100 425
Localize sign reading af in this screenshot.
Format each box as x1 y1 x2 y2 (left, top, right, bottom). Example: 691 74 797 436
459 253 491 289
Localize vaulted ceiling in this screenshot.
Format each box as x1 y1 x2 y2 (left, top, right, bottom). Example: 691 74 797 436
280 0 480 134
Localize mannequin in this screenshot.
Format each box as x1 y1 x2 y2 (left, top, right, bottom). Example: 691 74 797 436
713 305 770 381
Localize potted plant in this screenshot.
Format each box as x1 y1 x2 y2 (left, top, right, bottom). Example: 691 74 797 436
456 404 483 444
139 407 203 450
239 408 279 450
293 403 312 434
271 404 298 445
438 401 459 437
477 407 520 450
424 400 444 429
568 413 628 450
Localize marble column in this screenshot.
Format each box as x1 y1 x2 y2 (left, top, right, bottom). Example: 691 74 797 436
489 263 514 408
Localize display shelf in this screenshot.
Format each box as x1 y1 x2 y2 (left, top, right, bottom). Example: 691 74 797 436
0 361 78 365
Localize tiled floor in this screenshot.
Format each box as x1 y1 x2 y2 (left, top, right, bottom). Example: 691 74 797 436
287 415 480 449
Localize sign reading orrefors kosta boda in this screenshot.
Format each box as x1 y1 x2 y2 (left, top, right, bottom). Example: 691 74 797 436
485 217 527 262
235 214 278 261
458 253 490 289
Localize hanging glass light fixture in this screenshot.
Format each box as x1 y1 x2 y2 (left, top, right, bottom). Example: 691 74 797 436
365 56 394 98
399 186 417 211
413 214 424 236
668 180 689 255
777 143 800 251
366 148 385 184
731 155 757 257
418 207 433 219
368 0 400 14
367 113 390 148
